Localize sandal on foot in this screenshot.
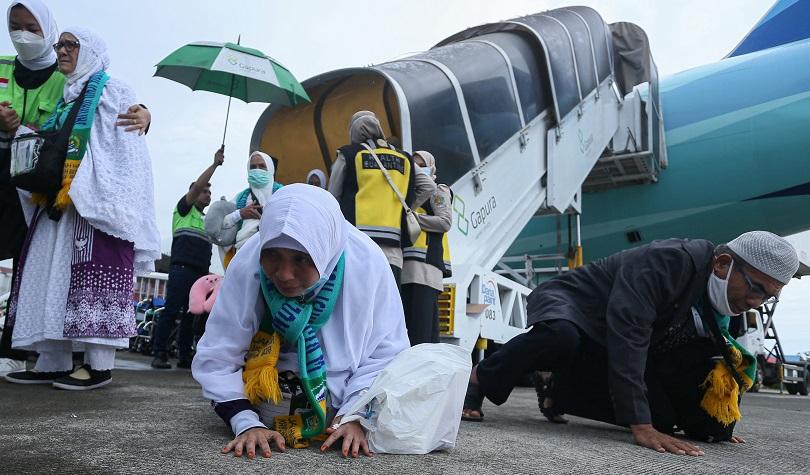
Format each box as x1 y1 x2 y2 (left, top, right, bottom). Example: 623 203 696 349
532 372 568 424
461 382 485 422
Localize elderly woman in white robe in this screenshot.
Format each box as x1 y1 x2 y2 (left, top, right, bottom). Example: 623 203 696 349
193 184 409 459
4 27 160 389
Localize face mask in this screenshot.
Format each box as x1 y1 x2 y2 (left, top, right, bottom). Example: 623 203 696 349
10 30 49 61
708 260 735 316
248 169 271 188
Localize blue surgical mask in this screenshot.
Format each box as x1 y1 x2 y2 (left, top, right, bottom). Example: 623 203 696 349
248 169 272 188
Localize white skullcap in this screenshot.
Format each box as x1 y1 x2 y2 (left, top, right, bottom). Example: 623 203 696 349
727 231 799 284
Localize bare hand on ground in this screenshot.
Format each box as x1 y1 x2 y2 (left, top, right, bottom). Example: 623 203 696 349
320 419 373 458
729 435 746 443
115 105 151 135
239 203 262 220
0 102 21 132
631 424 704 456
222 427 286 459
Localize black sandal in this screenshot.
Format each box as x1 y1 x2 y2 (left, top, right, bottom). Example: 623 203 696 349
532 371 568 424
461 382 485 422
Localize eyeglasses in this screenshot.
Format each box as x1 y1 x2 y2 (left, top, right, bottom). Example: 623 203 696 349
53 40 80 53
736 265 780 305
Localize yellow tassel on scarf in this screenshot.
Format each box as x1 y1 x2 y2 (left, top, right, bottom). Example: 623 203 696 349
242 330 282 405
53 160 81 211
699 346 753 426
30 160 81 211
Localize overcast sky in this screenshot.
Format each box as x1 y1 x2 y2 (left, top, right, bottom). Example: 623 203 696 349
1 0 808 354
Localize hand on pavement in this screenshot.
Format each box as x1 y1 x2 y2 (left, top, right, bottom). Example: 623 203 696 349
631 424 705 456
320 418 373 458
221 427 286 459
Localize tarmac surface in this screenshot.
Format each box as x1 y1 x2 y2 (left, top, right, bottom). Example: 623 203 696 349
1 351 808 475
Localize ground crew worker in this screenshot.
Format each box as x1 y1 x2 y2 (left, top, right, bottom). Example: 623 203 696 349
328 110 435 286
401 150 452 345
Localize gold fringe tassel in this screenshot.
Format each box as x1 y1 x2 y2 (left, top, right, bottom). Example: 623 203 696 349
699 346 753 426
242 331 282 405
53 160 81 211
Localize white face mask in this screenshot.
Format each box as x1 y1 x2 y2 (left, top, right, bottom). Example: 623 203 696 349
10 30 49 61
708 259 736 316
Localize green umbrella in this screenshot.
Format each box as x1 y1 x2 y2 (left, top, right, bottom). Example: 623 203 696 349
154 40 310 146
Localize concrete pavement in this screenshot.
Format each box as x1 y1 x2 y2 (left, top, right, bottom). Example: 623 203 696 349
1 351 808 475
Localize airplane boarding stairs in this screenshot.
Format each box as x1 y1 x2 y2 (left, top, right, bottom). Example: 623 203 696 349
435 15 666 352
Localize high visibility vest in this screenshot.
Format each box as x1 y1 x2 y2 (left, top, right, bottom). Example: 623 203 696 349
403 200 452 277
172 203 206 240
0 56 65 130
338 142 415 247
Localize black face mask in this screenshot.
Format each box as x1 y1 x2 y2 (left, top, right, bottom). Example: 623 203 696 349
13 57 58 89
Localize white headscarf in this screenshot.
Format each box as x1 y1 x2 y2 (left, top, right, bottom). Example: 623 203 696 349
233 151 277 250
306 168 327 189
247 151 276 207
7 0 57 70
55 28 161 273
60 26 110 101
193 184 409 419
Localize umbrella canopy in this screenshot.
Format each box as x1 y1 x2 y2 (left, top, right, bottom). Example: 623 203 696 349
154 41 310 106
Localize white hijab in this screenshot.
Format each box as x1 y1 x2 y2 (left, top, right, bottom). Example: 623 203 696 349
193 185 409 416
234 151 277 249
7 0 57 70
306 168 327 189
56 27 161 273
61 26 110 101
247 151 276 207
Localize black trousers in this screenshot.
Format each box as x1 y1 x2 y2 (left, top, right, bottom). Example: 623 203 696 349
402 283 439 345
390 265 401 288
476 319 735 441
153 264 207 359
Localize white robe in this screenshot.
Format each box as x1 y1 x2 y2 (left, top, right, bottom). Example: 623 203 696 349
13 76 159 350
193 184 410 435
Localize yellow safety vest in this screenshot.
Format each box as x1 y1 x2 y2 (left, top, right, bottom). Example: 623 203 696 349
337 143 414 247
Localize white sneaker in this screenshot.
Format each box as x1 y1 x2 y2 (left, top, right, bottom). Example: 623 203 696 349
0 358 26 377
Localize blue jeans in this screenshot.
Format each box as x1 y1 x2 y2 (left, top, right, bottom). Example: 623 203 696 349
152 264 206 359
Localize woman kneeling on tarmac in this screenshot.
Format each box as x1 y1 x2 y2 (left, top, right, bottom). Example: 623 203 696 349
192 184 409 459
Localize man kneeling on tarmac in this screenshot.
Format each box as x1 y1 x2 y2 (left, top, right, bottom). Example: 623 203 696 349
462 231 799 456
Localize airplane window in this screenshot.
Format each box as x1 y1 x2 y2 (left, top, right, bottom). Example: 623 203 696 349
423 41 522 159
476 32 552 123
377 61 476 185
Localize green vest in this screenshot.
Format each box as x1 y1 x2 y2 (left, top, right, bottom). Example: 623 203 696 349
0 56 65 129
172 203 206 239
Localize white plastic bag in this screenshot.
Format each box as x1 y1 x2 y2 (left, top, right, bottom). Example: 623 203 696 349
339 343 471 454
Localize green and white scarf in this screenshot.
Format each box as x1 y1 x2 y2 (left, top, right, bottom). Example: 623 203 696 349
245 253 345 448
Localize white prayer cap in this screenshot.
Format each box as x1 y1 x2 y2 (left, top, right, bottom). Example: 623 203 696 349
727 231 799 284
